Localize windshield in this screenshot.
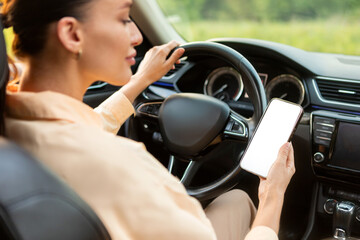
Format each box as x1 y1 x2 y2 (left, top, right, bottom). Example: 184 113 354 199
156 0 360 56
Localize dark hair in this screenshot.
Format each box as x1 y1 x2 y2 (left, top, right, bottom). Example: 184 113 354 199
0 0 92 136
1 0 92 57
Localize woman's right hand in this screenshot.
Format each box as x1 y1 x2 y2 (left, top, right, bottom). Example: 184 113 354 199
258 142 295 200
250 142 295 234
134 40 185 86
120 41 184 103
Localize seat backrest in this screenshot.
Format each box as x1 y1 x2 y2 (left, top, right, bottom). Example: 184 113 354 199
0 140 112 240
0 141 113 240
0 15 111 240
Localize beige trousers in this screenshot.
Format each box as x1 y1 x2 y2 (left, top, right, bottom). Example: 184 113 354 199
205 189 257 240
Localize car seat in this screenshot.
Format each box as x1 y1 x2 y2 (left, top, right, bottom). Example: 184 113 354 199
0 19 111 240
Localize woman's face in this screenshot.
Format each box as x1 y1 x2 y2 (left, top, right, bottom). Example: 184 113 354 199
80 0 136 86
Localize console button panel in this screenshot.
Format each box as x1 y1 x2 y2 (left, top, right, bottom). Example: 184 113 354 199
313 116 335 147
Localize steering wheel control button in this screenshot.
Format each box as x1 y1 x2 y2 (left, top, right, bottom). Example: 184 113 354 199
224 118 245 135
137 102 162 118
313 152 325 163
225 119 234 131
324 199 337 214
224 113 248 140
231 122 244 134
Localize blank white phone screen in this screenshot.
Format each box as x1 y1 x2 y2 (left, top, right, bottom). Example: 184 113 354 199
240 99 302 178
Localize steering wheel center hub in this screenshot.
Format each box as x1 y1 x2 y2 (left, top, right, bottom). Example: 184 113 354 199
159 93 230 157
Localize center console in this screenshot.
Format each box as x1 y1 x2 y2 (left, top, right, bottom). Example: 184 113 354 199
311 110 360 181
310 110 360 239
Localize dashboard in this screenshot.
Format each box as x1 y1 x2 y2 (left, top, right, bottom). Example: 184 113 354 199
135 38 360 238
143 37 360 191
146 39 314 120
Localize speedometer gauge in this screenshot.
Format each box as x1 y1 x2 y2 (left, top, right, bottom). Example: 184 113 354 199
265 74 305 104
204 67 244 101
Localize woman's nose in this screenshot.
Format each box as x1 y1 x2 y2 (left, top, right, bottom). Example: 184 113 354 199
129 21 143 46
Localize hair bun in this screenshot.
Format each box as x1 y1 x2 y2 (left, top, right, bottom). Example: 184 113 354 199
1 13 12 29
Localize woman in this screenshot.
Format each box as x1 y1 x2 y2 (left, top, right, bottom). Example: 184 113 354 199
0 0 295 239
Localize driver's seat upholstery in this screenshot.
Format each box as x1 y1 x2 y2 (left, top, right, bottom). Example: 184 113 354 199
0 17 111 240
0 140 111 240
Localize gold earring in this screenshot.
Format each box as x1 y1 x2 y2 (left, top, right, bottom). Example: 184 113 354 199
76 49 82 60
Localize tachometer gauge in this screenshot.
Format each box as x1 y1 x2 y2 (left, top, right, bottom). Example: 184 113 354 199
204 67 244 101
265 74 305 104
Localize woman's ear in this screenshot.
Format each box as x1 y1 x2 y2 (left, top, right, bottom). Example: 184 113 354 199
56 17 83 55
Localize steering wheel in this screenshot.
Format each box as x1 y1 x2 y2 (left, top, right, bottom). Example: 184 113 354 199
135 42 266 201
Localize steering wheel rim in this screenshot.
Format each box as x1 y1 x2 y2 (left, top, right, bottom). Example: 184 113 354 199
136 41 266 201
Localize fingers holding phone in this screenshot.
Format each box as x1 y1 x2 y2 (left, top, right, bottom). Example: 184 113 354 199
258 142 295 200
251 142 296 234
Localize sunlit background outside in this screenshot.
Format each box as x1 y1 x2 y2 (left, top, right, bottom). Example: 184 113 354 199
3 28 14 58
157 0 360 55
2 0 359 56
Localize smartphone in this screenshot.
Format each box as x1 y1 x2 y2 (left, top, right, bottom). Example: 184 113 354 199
240 98 303 178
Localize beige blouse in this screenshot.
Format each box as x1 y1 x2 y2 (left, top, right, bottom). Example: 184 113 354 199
5 89 277 240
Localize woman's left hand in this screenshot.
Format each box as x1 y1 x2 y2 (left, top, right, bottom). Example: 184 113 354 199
120 40 185 103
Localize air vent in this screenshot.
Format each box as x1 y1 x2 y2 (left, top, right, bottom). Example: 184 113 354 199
164 62 186 77
316 78 360 105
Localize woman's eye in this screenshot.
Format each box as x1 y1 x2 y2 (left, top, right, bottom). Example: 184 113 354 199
122 19 132 25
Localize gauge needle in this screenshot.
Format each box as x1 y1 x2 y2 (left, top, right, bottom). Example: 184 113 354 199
280 93 288 99
212 84 228 96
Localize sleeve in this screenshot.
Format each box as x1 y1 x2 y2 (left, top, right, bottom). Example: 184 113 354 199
244 226 278 240
94 90 135 134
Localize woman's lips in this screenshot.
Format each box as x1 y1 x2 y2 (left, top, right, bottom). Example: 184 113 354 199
126 51 137 65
